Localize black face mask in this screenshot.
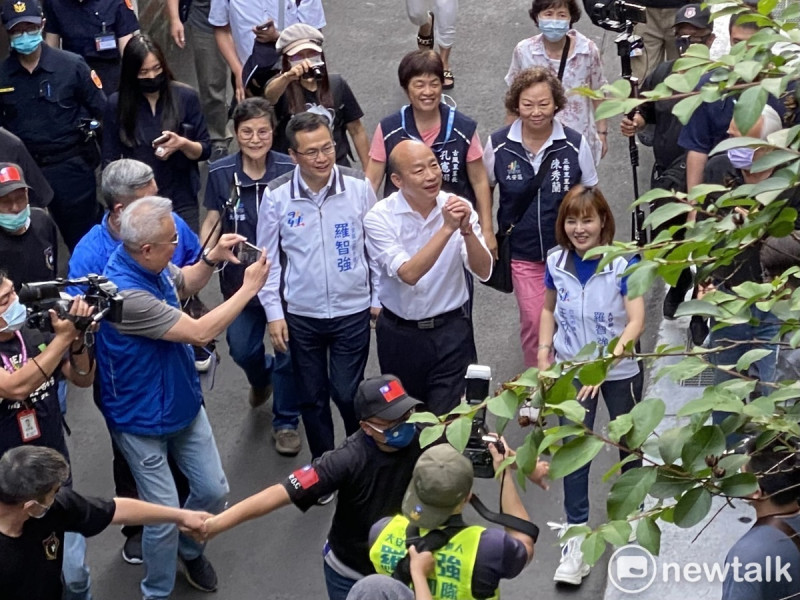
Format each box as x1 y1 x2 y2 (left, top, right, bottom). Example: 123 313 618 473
138 72 166 94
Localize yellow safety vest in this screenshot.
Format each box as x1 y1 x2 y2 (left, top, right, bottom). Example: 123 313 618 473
368 514 499 600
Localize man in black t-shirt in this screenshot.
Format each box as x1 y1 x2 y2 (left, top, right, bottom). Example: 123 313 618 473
0 162 59 288
0 445 212 600
200 375 425 600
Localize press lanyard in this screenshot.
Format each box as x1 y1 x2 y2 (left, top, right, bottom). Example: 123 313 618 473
0 331 27 373
401 104 456 146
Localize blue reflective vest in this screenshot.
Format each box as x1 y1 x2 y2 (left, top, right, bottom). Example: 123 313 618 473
379 104 477 204
96 246 202 435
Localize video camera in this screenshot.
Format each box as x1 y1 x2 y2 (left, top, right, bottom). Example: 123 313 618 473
19 275 124 333
587 0 646 31
462 365 505 479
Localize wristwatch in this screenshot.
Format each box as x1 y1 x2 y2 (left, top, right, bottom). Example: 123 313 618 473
201 248 218 267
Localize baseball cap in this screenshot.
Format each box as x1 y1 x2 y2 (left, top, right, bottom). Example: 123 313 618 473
674 4 711 29
276 23 324 56
0 163 30 196
354 375 422 421
402 445 473 529
1 0 42 31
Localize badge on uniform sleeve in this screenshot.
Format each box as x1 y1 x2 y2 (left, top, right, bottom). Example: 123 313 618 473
90 70 103 89
289 465 319 490
17 409 41 442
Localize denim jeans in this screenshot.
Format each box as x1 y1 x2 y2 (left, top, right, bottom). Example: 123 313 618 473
286 309 370 459
226 303 300 430
111 408 229 600
560 370 644 524
323 561 359 600
62 532 91 600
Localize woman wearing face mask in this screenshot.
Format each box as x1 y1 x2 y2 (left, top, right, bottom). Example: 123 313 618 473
102 34 211 233
0 270 94 486
264 23 370 169
505 0 608 165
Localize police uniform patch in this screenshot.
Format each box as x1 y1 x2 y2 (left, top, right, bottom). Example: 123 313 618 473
291 465 319 489
90 70 103 89
685 6 696 18
42 532 59 560
13 2 26 13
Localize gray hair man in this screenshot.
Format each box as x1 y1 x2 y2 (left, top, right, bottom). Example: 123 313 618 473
91 196 270 597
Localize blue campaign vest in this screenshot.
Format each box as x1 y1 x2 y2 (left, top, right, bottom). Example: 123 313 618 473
490 124 584 263
380 104 477 204
96 246 202 435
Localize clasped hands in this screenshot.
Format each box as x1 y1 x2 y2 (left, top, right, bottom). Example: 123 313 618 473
441 195 472 236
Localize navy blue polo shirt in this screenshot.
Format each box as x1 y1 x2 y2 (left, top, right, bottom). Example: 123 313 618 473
101 82 211 211
678 72 787 155
0 44 107 152
44 0 139 93
204 149 294 302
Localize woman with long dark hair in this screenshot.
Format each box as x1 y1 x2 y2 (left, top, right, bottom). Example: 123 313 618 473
264 24 369 168
102 34 210 232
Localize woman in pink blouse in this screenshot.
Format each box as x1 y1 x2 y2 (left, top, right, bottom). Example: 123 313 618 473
506 0 609 166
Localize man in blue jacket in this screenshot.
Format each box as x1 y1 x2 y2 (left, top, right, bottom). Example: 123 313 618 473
94 195 269 598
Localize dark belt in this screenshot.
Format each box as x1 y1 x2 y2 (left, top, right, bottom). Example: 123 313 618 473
380 305 466 330
31 143 84 166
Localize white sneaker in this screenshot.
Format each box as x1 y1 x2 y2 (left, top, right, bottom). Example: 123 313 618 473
550 522 591 585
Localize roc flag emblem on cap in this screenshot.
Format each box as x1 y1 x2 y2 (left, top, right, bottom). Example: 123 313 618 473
13 2 25 13
0 165 22 183
380 380 404 402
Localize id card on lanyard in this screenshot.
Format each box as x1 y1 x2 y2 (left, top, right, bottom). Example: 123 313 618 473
1 331 42 442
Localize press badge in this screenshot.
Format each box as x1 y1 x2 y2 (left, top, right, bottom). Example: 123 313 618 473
95 33 117 51
17 409 41 442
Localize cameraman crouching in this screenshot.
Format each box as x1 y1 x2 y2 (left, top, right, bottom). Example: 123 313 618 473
0 268 93 465
93 195 269 597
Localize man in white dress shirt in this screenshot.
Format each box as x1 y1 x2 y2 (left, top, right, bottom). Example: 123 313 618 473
364 140 492 416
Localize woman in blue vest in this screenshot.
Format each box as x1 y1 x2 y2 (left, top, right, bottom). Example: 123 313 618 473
483 67 597 366
539 185 644 586
366 50 496 257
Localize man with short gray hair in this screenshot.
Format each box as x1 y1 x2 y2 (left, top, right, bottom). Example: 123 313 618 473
93 196 271 598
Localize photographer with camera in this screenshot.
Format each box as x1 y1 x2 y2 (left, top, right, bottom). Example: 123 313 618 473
349 443 537 600
93 195 269 597
264 24 370 168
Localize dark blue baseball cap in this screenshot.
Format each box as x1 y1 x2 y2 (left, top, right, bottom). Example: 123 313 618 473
1 0 43 31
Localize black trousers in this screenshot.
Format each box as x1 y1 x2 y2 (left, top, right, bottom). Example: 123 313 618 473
376 308 476 416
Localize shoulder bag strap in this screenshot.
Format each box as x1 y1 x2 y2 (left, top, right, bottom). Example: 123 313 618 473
753 514 800 554
557 36 571 81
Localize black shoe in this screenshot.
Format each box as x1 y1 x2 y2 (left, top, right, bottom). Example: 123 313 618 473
181 554 218 592
122 531 143 565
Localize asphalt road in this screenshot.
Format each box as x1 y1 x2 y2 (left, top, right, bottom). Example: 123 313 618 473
65 1 663 598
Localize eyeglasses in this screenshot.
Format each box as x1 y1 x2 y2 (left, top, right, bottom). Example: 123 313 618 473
9 26 41 39
138 63 164 78
362 410 413 433
149 231 179 247
293 142 336 160
239 128 273 140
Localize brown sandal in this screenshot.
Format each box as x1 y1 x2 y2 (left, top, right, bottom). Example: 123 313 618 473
443 69 454 90
416 11 434 49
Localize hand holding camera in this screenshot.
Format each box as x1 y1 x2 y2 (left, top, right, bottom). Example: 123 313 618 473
51 296 95 342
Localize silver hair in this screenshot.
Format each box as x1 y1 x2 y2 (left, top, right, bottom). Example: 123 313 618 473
120 196 173 247
101 159 155 210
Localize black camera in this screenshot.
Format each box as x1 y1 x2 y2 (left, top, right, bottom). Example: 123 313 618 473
588 0 646 31
19 275 124 333
462 365 505 478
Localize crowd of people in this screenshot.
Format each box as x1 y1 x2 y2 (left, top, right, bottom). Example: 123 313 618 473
0 0 799 599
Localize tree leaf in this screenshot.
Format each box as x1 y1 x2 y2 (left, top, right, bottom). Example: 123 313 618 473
734 85 768 138
718 453 750 474
607 467 657 520
672 94 704 125
419 423 445 448
580 531 606 566
538 424 585 453
487 389 519 420
650 470 696 499
407 411 440 425
600 520 633 546
549 436 605 480
445 416 472 453
636 517 662 555
681 426 726 472
734 60 763 83
643 202 692 230
625 261 659 299
608 413 633 443
627 398 666 449
718 472 759 497
673 486 712 528
578 360 607 386
551 400 586 424
736 348 773 371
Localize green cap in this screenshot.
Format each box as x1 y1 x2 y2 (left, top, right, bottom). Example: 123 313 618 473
402 445 473 529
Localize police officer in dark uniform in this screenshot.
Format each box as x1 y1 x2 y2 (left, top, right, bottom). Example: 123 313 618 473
43 0 139 94
0 0 106 251
0 126 52 208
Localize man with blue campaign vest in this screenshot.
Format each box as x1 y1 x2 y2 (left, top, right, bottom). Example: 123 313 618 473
258 111 380 461
95 195 270 598
352 443 534 600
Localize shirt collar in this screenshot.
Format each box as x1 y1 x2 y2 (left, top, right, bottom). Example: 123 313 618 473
293 165 340 200
508 118 566 147
394 190 447 222
9 43 54 74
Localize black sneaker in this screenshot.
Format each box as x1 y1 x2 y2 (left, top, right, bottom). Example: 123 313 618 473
180 554 218 592
122 531 143 565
